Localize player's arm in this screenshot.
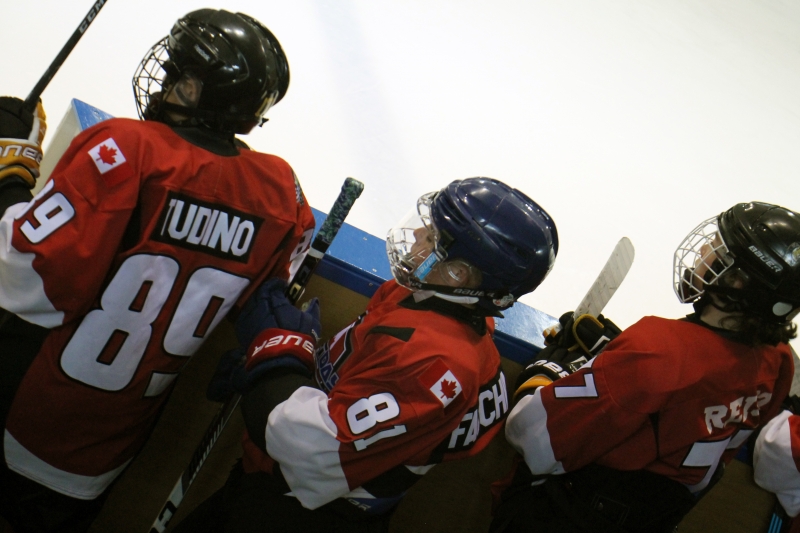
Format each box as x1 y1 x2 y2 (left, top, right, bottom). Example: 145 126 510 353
754 409 800 517
233 170 316 311
0 118 141 326
265 348 452 510
506 329 656 476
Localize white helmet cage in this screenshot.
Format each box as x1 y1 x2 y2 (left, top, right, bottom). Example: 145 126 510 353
673 215 736 303
386 191 480 301
387 191 444 285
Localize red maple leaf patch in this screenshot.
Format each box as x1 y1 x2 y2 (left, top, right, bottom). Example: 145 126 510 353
97 144 117 165
439 379 458 400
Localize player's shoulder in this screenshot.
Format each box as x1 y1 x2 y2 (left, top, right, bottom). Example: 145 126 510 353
79 117 163 138
71 118 173 155
235 142 293 170
616 315 709 349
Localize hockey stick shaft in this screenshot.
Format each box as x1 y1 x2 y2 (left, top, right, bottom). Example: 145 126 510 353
24 0 109 111
149 177 364 533
287 177 365 303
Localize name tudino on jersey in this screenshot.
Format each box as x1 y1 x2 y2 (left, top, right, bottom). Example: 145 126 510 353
152 191 264 262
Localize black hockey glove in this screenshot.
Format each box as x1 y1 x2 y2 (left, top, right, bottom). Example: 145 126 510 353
0 97 47 189
544 311 621 357
513 343 589 402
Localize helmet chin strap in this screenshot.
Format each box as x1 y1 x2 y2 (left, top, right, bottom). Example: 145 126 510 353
412 290 479 305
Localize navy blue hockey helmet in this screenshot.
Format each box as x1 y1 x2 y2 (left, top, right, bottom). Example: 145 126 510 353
133 9 290 134
387 177 559 314
674 202 800 322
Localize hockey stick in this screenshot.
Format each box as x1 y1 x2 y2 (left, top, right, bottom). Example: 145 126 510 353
572 236 635 319
544 237 635 342
149 177 365 533
764 501 790 533
23 0 109 111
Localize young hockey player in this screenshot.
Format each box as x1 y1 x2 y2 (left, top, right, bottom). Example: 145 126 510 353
171 177 560 532
0 10 315 532
491 201 800 533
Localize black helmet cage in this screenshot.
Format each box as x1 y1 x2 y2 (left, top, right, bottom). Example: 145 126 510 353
674 202 800 323
133 10 289 134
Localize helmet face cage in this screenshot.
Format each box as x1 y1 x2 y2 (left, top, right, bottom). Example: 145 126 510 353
133 37 172 121
673 215 735 303
386 192 446 288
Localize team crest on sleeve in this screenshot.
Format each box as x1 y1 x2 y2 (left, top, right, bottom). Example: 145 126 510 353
88 138 126 174
421 360 462 407
293 171 305 205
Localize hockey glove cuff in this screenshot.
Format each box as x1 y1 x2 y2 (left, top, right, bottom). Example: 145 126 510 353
245 327 317 377
0 97 47 188
513 344 588 401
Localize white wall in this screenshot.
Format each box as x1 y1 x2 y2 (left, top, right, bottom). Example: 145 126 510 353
6 1 800 346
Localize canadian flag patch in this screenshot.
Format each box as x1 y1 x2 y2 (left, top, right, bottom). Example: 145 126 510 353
421 360 462 407
88 138 126 174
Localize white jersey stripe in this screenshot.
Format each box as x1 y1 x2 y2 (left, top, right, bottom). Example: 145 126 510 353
4 430 131 499
266 387 351 510
755 411 800 517
505 389 565 476
0 202 63 328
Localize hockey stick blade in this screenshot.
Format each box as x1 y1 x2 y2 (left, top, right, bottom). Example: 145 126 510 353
150 177 364 533
25 0 109 111
572 237 635 319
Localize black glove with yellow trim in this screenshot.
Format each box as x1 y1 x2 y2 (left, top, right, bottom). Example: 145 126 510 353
514 311 621 402
513 343 590 402
544 311 621 357
0 97 47 189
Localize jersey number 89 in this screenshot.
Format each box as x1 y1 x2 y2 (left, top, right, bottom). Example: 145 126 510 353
61 254 248 393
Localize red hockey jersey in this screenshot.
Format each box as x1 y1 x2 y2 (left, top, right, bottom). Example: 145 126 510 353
246 280 509 513
506 316 793 493
0 118 315 499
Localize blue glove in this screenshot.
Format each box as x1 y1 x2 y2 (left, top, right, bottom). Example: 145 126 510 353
235 278 321 348
206 347 248 402
207 278 321 402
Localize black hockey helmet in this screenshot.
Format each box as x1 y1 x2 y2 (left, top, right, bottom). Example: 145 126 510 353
133 9 289 134
387 177 559 314
674 202 800 322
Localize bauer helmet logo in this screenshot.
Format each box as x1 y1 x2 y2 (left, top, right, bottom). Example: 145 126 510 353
193 44 212 62
748 245 783 272
452 288 483 296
